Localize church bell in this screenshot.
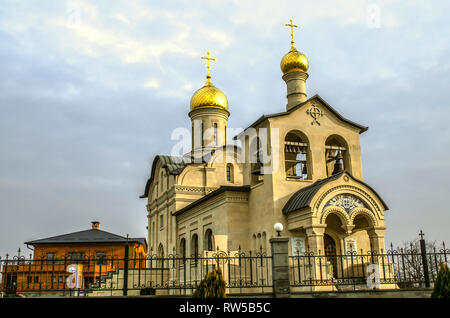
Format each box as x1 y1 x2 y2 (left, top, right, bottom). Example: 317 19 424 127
332 158 344 175
332 151 344 175
301 163 307 176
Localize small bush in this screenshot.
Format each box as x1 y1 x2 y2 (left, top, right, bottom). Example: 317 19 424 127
192 267 226 298
431 263 450 298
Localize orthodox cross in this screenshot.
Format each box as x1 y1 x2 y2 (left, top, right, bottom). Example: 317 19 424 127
285 18 298 46
201 50 216 79
307 103 324 126
419 230 425 240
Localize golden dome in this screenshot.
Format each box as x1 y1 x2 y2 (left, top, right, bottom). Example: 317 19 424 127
280 46 309 75
190 77 228 111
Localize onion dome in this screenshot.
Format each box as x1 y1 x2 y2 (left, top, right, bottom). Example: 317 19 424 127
281 18 309 75
190 76 228 111
280 46 309 74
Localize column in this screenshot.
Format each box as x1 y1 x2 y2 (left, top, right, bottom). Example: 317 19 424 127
305 225 326 254
270 237 290 298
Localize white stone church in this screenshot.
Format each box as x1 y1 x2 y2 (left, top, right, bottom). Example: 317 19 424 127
140 21 388 264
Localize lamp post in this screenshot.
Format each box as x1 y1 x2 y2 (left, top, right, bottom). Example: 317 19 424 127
270 222 289 297
274 223 283 237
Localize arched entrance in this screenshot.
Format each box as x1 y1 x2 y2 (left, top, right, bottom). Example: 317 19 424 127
323 234 337 278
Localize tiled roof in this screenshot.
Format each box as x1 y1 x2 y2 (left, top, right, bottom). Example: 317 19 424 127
140 155 193 198
234 94 368 140
159 155 192 175
24 229 146 245
282 171 388 214
173 185 251 216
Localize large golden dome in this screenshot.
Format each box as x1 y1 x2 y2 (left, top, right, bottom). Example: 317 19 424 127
190 77 228 111
280 46 309 75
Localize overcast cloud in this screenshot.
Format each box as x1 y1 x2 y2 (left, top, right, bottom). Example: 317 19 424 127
0 0 449 257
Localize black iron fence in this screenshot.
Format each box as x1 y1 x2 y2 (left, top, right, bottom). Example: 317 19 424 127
289 242 450 291
0 248 272 297
1 238 449 297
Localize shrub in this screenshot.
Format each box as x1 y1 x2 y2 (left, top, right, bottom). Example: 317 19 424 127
431 263 450 298
192 267 226 298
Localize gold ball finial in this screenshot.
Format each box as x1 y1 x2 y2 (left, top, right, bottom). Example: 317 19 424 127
280 18 309 74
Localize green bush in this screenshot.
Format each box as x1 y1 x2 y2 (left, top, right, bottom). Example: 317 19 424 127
192 267 226 298
431 263 450 298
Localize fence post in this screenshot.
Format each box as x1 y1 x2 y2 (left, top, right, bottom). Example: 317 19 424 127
419 230 430 288
270 237 290 298
123 235 129 296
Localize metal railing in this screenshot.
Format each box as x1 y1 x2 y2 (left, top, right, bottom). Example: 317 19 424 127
0 248 272 297
1 238 448 297
289 242 449 290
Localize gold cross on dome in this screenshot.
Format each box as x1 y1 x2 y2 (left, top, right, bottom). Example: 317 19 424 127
285 18 298 46
201 50 216 79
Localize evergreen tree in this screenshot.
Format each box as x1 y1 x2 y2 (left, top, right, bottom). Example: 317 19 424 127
431 263 450 298
192 267 226 298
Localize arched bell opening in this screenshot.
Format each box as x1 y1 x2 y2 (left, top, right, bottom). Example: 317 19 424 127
285 130 311 179
249 136 264 185
325 135 351 176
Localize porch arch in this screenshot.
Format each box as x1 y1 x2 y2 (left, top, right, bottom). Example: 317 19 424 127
349 207 378 227
320 206 351 225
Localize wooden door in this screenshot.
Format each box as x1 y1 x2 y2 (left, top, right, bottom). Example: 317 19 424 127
324 234 337 278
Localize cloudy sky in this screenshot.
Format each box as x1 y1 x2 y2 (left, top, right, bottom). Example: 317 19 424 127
0 0 449 257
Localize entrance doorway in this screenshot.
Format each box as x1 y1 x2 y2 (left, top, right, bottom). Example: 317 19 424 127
324 234 338 278
5 273 17 295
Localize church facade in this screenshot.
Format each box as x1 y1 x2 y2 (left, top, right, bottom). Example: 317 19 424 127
140 21 388 262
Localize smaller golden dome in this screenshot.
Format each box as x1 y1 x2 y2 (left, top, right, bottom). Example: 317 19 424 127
280 46 309 75
190 77 228 111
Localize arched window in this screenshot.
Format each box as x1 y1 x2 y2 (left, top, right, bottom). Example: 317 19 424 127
201 122 204 148
252 234 257 252
226 164 234 183
180 238 186 264
158 244 164 258
214 123 218 146
285 131 310 179
257 233 262 252
191 234 198 266
249 136 264 184
160 171 164 192
205 229 214 251
152 222 155 244
325 135 350 177
262 232 267 253
157 243 164 267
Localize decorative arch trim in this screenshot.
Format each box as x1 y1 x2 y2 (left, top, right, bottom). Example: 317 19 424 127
320 206 351 225
349 207 378 227
313 184 383 217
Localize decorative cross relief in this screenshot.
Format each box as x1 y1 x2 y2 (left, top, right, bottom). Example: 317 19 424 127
306 103 323 126
325 194 365 213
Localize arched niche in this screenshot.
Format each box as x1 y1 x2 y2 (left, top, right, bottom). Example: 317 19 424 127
284 130 311 179
325 134 351 176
